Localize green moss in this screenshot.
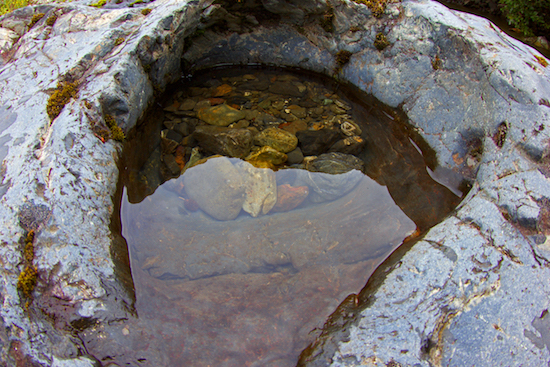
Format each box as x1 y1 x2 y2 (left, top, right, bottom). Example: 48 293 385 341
23 230 35 264
0 0 32 16
45 15 58 27
18 230 37 299
47 82 78 121
90 0 107 7
374 32 390 50
141 8 152 16
128 0 143 7
353 0 387 18
17 266 37 298
105 114 125 142
334 50 353 73
499 0 550 37
320 3 334 33
114 37 125 46
28 13 45 29
432 55 442 70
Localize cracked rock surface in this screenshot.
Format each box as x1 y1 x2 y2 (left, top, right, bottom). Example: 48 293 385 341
0 0 549 365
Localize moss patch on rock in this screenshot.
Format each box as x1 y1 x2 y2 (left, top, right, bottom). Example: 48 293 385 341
374 32 390 50
354 0 388 18
17 230 37 301
105 114 125 142
47 81 78 121
28 13 45 29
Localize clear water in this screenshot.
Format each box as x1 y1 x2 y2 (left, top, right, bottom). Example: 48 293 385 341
98 67 463 366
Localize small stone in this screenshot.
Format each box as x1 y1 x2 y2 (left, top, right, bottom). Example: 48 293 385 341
163 120 177 130
197 104 246 127
245 146 287 168
173 122 190 137
160 136 178 155
193 125 253 158
271 184 309 212
208 98 225 106
179 99 197 111
254 127 298 153
163 101 180 112
329 136 366 155
258 99 271 109
334 99 351 111
183 198 200 212
287 105 307 118
280 110 298 122
286 147 304 165
194 100 211 111
230 120 250 129
296 129 342 156
330 104 347 114
269 81 304 97
212 84 233 97
272 100 285 110
309 107 324 117
166 129 183 142
163 154 181 175
279 120 308 135
340 120 362 136
244 109 260 121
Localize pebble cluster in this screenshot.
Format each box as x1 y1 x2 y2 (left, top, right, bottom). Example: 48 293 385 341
138 70 369 220
157 70 366 175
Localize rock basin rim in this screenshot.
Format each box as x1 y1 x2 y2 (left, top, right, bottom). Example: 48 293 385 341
0 0 549 366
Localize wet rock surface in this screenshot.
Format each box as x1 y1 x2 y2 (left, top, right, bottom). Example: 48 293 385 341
0 0 548 366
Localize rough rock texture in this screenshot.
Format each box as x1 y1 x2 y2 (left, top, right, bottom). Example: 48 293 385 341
0 0 549 365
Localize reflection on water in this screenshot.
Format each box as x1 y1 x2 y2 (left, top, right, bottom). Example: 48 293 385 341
97 67 465 366
121 159 415 366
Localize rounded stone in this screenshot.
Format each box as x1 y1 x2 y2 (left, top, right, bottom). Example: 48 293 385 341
183 157 245 221
254 127 298 153
197 104 246 127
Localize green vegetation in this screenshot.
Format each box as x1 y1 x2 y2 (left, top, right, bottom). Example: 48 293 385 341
374 32 390 50
320 3 334 33
432 55 442 70
46 81 78 120
128 0 144 7
46 14 58 26
28 12 45 28
354 0 387 18
105 114 125 142
90 0 107 7
334 50 353 73
499 0 550 37
0 0 33 16
17 230 38 301
114 37 124 46
141 8 152 16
